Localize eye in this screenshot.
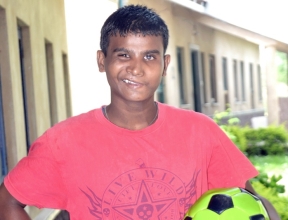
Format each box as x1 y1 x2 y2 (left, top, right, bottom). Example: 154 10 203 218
144 54 155 61
118 53 130 58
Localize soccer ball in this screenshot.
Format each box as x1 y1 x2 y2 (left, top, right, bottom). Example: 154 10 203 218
184 187 269 220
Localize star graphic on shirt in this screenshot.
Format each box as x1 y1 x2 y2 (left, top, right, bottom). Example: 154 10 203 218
113 180 176 219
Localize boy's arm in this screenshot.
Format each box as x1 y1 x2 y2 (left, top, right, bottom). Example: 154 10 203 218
0 183 31 220
245 181 280 220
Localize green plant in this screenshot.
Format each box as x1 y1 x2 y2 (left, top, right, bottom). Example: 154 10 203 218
213 109 246 152
245 125 288 156
225 125 247 152
213 109 288 155
251 173 285 194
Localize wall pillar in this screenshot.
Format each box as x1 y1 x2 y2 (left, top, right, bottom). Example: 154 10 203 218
263 46 279 125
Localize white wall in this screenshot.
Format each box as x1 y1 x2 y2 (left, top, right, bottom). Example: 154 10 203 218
64 0 117 116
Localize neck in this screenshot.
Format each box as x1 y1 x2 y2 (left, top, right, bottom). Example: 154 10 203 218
104 100 158 130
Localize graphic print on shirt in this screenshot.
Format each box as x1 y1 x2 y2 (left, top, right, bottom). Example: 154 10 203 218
80 160 200 219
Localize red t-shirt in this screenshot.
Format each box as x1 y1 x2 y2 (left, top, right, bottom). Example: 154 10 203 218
4 103 258 219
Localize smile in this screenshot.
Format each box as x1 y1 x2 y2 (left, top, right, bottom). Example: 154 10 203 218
123 79 140 85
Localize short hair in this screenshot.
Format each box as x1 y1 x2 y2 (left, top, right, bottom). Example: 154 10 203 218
100 5 169 56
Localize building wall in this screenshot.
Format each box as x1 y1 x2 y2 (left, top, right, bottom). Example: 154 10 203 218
64 0 117 116
0 0 69 191
0 0 69 217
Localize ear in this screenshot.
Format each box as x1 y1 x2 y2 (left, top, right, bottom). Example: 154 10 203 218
162 54 171 76
97 50 106 72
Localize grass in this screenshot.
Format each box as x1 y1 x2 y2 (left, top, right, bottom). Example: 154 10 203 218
249 155 288 171
249 155 288 196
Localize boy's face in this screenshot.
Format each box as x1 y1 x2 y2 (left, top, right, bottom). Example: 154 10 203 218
97 34 170 103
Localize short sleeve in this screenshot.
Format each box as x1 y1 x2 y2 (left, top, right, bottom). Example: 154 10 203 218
207 122 258 189
4 132 67 209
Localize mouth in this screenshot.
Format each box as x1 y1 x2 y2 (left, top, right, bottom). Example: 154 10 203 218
122 79 142 85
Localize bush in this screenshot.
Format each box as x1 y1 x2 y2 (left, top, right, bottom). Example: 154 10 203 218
251 173 285 194
213 109 288 156
213 109 247 152
245 125 288 156
224 125 247 152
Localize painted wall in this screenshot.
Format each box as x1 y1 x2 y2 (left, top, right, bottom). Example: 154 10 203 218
64 0 117 116
0 0 68 164
0 0 68 216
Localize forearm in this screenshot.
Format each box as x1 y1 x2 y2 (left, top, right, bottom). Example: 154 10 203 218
0 206 31 220
0 183 31 220
258 195 280 220
245 181 280 220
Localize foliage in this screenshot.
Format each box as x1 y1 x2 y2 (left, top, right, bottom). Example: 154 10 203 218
213 109 288 156
225 125 247 152
251 181 288 220
276 51 288 85
245 125 288 156
251 173 285 194
213 109 246 152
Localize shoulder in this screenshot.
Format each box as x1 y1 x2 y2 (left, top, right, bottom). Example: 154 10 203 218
46 108 100 136
30 109 101 154
159 102 215 124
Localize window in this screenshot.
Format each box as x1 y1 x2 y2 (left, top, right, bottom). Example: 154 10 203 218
201 52 208 103
222 57 228 91
209 55 217 102
62 53 72 118
276 51 288 85
233 60 240 102
45 40 58 126
157 79 165 103
191 50 202 112
222 57 229 106
193 0 208 7
240 61 245 102
177 47 186 105
18 21 36 151
18 25 29 149
249 63 255 109
257 65 263 101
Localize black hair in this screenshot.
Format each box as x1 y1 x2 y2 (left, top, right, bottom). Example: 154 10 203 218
100 5 169 56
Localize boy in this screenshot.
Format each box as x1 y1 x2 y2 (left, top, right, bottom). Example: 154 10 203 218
0 4 280 220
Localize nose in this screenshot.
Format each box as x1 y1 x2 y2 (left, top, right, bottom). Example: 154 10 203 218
126 58 143 76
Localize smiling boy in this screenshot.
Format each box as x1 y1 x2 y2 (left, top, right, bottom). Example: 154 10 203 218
98 34 169 130
0 4 280 220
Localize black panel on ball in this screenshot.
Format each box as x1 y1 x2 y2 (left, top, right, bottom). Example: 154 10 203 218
207 194 234 214
249 214 265 220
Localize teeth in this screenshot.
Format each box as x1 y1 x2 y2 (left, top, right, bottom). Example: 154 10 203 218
123 79 137 84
